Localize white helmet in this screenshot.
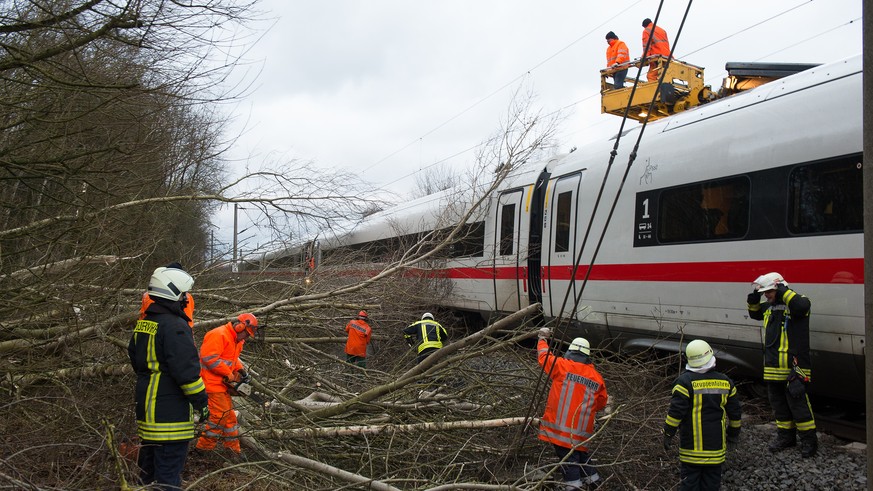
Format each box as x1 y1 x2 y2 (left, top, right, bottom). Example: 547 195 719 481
752 272 787 292
421 312 434 320
568 337 591 355
685 339 713 368
147 266 194 301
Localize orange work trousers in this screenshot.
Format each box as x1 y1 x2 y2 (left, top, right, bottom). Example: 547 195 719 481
195 391 240 453
647 62 661 82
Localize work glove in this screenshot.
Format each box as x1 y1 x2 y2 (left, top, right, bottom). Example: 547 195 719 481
726 428 740 447
775 283 789 303
746 290 761 305
537 327 551 340
787 374 806 399
226 371 241 384
238 369 251 384
195 405 209 423
663 433 673 452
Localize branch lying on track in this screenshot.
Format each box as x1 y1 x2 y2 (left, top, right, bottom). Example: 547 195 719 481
239 435 402 491
292 303 542 422
252 416 539 439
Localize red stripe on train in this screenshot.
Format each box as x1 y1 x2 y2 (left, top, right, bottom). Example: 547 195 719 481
444 258 864 283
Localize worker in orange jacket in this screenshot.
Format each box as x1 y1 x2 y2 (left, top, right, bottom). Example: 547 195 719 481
140 262 194 329
537 327 608 490
345 310 372 367
605 31 630 89
642 18 671 82
195 313 258 455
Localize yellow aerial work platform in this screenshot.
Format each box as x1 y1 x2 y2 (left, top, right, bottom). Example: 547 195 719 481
600 56 714 122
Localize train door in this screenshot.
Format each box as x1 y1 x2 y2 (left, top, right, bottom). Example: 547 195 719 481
526 169 551 306
543 173 583 318
492 189 527 312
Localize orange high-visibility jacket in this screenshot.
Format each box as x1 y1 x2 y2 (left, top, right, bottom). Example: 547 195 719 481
537 339 608 451
642 24 671 58
141 292 194 328
199 323 245 392
345 318 372 357
606 39 630 66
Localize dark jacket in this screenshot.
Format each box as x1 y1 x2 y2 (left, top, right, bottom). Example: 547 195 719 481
748 288 812 382
664 369 741 465
403 319 447 354
128 298 207 442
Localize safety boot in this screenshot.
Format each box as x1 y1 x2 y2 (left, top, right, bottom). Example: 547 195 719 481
799 430 818 458
563 479 584 491
767 428 797 452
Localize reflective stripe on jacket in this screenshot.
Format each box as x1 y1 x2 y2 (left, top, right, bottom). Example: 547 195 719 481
664 369 742 465
748 289 812 382
345 318 372 357
199 323 244 392
537 339 607 450
642 24 671 57
606 39 630 66
128 301 206 443
403 319 447 354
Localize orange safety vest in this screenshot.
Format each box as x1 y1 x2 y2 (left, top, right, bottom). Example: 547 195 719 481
199 323 245 393
345 318 372 357
642 24 671 58
606 39 630 66
140 292 194 328
537 339 608 451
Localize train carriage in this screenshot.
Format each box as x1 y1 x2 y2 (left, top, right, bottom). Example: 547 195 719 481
277 54 864 400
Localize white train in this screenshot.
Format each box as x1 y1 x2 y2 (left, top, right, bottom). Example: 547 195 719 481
273 54 863 400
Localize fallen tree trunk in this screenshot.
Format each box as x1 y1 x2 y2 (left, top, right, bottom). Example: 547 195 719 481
4 363 133 390
253 416 539 439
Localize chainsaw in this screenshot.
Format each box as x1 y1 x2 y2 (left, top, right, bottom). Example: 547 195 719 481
224 378 252 397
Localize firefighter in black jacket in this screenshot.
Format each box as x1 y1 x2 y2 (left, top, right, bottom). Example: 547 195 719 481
747 272 817 457
129 266 208 489
403 312 448 364
664 339 741 491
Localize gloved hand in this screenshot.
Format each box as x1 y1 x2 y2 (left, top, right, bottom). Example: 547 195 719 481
663 434 673 452
537 327 551 340
727 428 740 445
787 375 806 399
775 283 789 303
226 371 241 384
238 369 251 384
747 290 761 305
196 405 209 423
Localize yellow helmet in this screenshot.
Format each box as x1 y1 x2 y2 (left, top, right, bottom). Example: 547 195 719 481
685 339 713 368
568 337 591 355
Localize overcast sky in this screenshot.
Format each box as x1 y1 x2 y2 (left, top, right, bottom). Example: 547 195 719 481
215 0 862 255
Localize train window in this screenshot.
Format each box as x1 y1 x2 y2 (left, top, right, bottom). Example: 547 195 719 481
555 191 572 252
788 157 862 234
658 177 749 243
499 204 515 255
451 221 485 258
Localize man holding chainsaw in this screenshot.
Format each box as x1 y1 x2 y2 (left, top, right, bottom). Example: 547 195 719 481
194 313 258 456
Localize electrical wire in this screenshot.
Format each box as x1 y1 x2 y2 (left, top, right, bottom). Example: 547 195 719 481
360 0 647 176
372 0 853 193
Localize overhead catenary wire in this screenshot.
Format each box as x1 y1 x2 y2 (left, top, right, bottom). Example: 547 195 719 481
508 0 702 468
361 0 647 177
372 0 841 194
505 0 688 467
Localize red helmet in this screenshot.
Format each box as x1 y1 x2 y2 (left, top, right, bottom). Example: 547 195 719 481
358 310 368 319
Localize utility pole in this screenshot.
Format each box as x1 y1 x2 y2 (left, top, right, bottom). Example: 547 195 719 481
863 0 872 485
232 203 239 273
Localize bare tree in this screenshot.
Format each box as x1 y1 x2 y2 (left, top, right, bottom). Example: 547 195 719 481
413 162 462 197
